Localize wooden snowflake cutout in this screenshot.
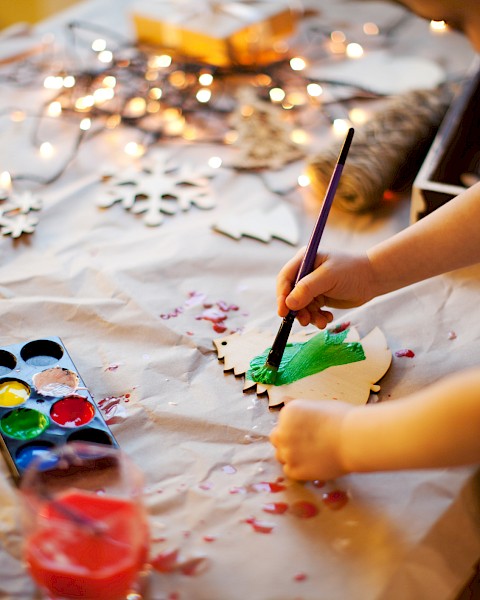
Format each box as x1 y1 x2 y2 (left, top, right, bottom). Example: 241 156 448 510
214 325 392 407
0 190 42 237
213 202 299 245
0 212 39 238
97 155 216 226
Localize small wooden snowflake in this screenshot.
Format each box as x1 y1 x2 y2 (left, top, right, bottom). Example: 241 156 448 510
0 190 42 238
0 213 39 238
97 154 216 226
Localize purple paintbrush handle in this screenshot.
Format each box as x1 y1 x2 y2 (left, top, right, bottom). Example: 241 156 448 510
295 163 345 284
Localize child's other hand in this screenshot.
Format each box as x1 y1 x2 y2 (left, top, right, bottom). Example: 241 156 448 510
270 398 352 481
276 249 376 328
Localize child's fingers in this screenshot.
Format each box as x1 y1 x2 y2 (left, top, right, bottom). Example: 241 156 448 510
276 247 306 299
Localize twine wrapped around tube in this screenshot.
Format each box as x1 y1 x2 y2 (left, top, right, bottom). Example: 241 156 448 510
306 85 455 212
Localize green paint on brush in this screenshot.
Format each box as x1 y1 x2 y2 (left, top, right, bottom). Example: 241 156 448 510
248 329 365 386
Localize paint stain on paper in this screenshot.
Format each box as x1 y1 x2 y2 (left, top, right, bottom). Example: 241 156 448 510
322 490 349 510
394 348 415 358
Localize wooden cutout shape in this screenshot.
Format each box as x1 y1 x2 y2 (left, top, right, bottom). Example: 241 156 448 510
213 202 299 245
214 326 392 407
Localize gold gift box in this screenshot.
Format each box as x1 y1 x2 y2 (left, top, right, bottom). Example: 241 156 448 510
131 0 297 67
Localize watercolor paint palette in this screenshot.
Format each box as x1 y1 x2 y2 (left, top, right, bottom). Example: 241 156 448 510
0 337 118 482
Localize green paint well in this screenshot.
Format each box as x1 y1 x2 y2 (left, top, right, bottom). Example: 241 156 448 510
248 329 365 386
1 408 49 440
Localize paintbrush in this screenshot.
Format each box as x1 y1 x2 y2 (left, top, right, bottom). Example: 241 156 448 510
254 127 354 385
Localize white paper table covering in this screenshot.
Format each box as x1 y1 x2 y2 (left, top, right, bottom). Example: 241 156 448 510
0 1 478 599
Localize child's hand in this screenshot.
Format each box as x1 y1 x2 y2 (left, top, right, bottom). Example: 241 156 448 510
276 249 376 327
270 399 353 481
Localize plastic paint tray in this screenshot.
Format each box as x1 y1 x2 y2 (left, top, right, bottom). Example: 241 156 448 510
0 337 119 482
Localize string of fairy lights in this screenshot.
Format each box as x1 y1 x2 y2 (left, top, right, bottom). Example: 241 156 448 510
0 12 450 195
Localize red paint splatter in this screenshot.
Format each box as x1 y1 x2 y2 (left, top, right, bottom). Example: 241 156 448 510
199 481 213 490
250 481 286 493
245 517 275 534
151 549 209 577
448 331 457 340
229 486 247 495
179 556 209 576
290 501 319 519
151 549 180 573
195 308 227 324
262 502 289 515
203 535 216 543
217 301 239 312
105 363 119 372
213 323 227 333
322 489 349 510
160 307 184 320
330 321 350 333
395 349 415 358
294 572 307 582
186 331 194 336
98 394 129 424
221 464 236 474
185 291 208 308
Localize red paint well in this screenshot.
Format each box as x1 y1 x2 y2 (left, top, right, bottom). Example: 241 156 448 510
50 395 95 427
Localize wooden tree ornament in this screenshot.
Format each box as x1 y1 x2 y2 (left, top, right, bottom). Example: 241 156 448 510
214 325 392 407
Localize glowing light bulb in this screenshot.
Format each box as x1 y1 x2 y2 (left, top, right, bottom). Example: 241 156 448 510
349 107 368 125
290 56 306 71
124 142 146 157
199 73 213 86
39 142 54 158
103 76 116 88
0 171 12 193
47 101 62 117
290 129 309 145
363 22 379 35
93 88 115 104
307 83 323 97
63 75 76 88
430 20 447 31
149 87 162 100
346 43 364 58
333 118 351 135
297 174 310 187
80 118 91 131
98 50 113 63
125 97 147 117
330 30 346 42
149 54 172 68
75 96 95 111
208 156 222 169
92 38 107 52
269 87 286 102
196 88 212 103
43 76 63 90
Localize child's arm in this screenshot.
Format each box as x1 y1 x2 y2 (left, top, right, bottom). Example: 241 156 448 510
368 181 480 296
278 182 480 327
270 367 480 480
